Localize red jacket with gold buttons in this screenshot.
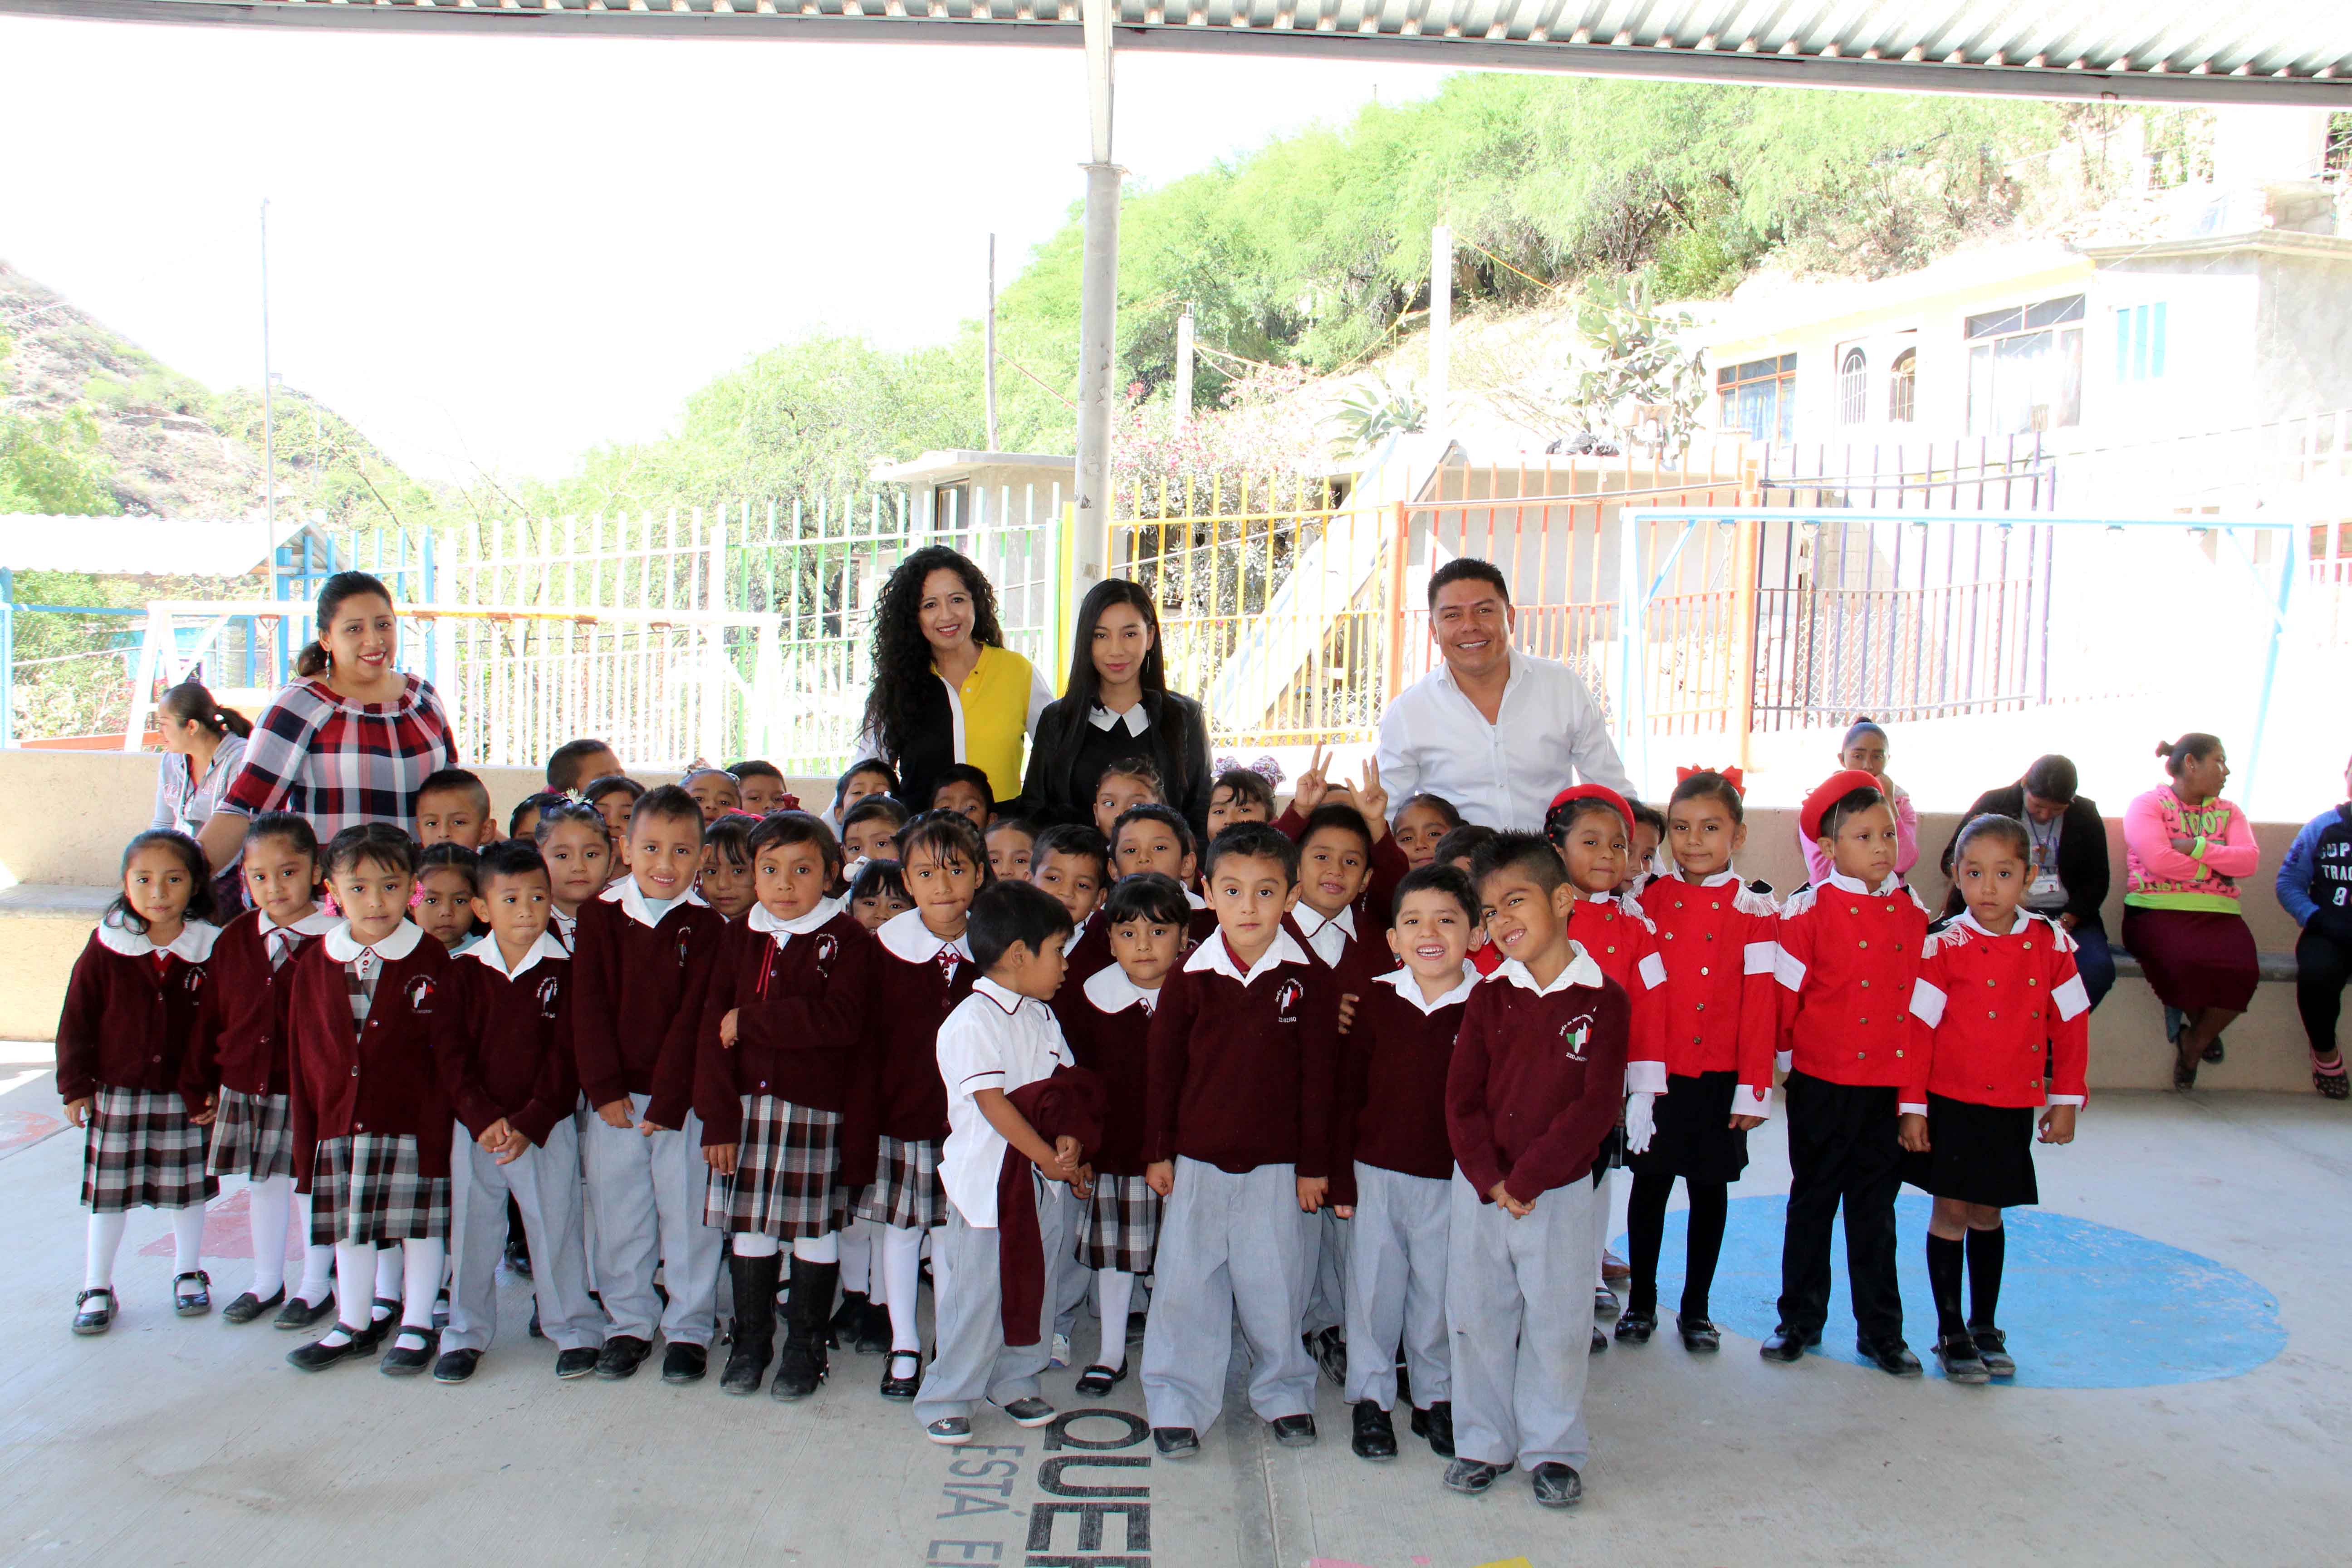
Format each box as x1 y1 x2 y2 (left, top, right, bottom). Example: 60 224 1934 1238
1773 873 1931 1088
1565 891 1667 1092
1638 871 1780 1105
1900 912 2091 1111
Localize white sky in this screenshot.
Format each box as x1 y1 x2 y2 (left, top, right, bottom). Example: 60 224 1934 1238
0 17 1448 485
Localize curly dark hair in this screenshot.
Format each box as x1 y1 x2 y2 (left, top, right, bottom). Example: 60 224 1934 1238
858 546 1004 769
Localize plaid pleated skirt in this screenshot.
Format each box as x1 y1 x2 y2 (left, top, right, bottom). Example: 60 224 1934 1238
82 1086 216 1213
854 1134 946 1230
307 1133 451 1245
205 1088 294 1182
1076 1172 1161 1274
706 1095 841 1240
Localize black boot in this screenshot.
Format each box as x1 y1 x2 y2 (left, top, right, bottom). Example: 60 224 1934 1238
720 1251 780 1396
772 1255 838 1401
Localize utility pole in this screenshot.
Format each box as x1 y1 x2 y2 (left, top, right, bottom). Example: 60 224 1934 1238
1429 223 1451 441
1072 0 1123 600
260 198 275 548
985 233 1000 451
1174 304 1194 426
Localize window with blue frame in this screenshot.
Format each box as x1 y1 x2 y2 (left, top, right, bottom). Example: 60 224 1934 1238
2116 302 2168 383
1717 353 1796 441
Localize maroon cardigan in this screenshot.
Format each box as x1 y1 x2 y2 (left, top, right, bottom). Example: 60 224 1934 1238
192 908 334 1100
569 884 725 1129
696 910 874 1144
284 929 458 1186
54 924 217 1105
1446 958 1630 1205
440 939 579 1149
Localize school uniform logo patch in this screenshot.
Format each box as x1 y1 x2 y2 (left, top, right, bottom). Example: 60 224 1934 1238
406 975 436 1014
1274 978 1304 1024
181 967 205 995
814 933 838 976
535 976 562 1019
1559 1011 1594 1061
676 931 694 968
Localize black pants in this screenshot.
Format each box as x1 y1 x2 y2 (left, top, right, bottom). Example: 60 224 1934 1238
1777 1072 1904 1343
2298 927 2352 1056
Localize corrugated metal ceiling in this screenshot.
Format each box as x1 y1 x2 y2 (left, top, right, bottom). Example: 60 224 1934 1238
4 0 2348 103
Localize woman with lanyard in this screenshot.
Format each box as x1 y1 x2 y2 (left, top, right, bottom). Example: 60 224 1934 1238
856 545 1050 818
1939 754 2115 1010
2122 733 2261 1090
1022 578 1211 834
151 680 254 912
195 570 461 872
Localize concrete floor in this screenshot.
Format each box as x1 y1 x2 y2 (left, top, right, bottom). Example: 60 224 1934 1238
4 1045 2347 1568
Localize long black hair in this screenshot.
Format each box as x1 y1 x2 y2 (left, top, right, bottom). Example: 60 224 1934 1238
159 679 253 740
1060 577 1168 717
858 546 1004 767
108 828 218 933
296 570 395 680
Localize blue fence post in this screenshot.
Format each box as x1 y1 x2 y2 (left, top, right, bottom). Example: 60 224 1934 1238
420 529 437 686
0 567 15 750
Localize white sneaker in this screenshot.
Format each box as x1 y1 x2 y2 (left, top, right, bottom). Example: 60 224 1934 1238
1049 1331 1072 1369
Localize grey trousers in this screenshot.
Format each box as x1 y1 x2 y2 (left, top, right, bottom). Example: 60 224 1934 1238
1141 1157 1316 1434
581 1093 720 1346
1303 1204 1352 1337
445 1117 602 1354
1446 1169 1597 1472
914 1175 1067 1425
1050 1184 1091 1344
1343 1162 1451 1409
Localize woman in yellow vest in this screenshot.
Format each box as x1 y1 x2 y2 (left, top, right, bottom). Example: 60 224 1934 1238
856 546 1050 818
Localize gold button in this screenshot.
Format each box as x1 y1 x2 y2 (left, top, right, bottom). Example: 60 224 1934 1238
1861 980 1871 989
1987 979 1997 987
1696 1003 1706 1012
1860 1019 1869 1026
1711 901 1721 910
1859 940 1869 949
1700 966 1710 976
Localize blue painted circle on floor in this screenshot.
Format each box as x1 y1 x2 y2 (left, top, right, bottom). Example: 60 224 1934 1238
1617 1193 2286 1389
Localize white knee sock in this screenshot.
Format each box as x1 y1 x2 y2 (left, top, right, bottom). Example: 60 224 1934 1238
248 1175 292 1298
838 1218 872 1294
397 1239 446 1348
172 1204 207 1282
325 1240 375 1343
84 1210 127 1294
881 1224 926 1353
791 1232 839 1265
1094 1269 1135 1372
292 1191 333 1306
374 1243 402 1307
734 1232 780 1259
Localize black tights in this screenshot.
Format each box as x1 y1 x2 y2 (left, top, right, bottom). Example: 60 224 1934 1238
1626 1171 1730 1320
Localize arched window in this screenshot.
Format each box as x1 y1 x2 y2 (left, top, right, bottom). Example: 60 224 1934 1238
1888 348 1917 423
1837 347 1868 426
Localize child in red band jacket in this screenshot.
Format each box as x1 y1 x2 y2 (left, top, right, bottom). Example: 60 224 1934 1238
1900 814 2089 1384
1623 769 1779 1352
1765 770 1931 1377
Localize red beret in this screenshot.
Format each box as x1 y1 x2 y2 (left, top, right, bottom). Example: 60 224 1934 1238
1801 769 1885 843
1546 783 1633 835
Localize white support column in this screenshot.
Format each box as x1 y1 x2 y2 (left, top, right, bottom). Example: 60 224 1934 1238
1428 223 1451 441
1072 0 1123 597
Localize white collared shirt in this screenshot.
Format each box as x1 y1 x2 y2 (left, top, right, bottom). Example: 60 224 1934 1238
259 907 339 970
876 906 974 970
599 874 707 931
1490 944 1606 997
1372 650 1632 832
936 975 1075 1227
465 929 568 980
1083 963 1161 1016
1088 702 1150 736
550 906 578 953
323 919 426 965
1184 927 1310 987
94 912 221 964
1372 961 1479 1015
1291 902 1359 969
748 896 846 951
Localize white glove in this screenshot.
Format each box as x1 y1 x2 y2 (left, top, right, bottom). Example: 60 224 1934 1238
1624 1091 1658 1156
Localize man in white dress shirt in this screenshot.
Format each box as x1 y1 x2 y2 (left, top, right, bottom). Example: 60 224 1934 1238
1373 560 1632 831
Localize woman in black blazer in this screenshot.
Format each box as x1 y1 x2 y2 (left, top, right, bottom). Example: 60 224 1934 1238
1023 579 1212 834
1939 753 2116 1009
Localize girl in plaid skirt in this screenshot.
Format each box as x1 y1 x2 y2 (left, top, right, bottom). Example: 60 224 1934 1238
57 829 222 1336
698 812 875 1399
191 812 341 1329
283 824 459 1377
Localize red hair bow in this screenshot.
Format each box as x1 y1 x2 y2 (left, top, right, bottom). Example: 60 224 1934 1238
1676 764 1744 793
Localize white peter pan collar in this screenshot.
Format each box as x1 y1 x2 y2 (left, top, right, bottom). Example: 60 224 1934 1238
1089 703 1149 736
1491 945 1605 997
1183 927 1308 986
749 896 846 948
262 907 341 941
877 906 973 964
1083 964 1161 1015
599 874 707 929
464 929 569 979
1374 962 1479 1015
323 920 425 964
96 913 221 963
1293 902 1358 943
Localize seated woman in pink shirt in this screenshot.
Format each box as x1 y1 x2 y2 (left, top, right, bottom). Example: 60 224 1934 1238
1797 718 1920 887
2121 733 2261 1089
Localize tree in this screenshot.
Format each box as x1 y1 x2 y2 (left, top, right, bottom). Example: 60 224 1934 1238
1565 276 1707 456
0 406 119 515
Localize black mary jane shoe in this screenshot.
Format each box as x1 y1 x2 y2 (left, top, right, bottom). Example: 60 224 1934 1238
1350 1400 1397 1461
2202 1034 2226 1064
1857 1335 1924 1377
1970 1325 2016 1379
1758 1325 1808 1363
879 1350 923 1401
274 1292 335 1331
1934 1331 1990 1385
1678 1316 1722 1353
221 1286 284 1325
380 1329 437 1377
1530 1462 1583 1510
1074 1362 1127 1397
286 1327 369 1372
1152 1426 1200 1460
1268 1413 1318 1448
173 1270 213 1318
73 1288 117 1336
1441 1458 1510 1496
1410 1401 1454 1458
1613 1308 1655 1344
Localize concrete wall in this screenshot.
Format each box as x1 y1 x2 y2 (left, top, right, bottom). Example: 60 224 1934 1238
1 749 2325 1089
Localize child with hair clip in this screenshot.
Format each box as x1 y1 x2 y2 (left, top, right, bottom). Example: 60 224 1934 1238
728 759 793 816
1900 813 2088 1383
830 758 901 831
1621 769 1778 1352
1205 764 1276 839
1391 792 1464 871
58 829 223 1335
1051 871 1188 1394
533 799 613 952
194 811 340 1329
700 811 876 1399
1091 757 1166 842
415 843 481 955
1544 785 1670 1342
699 814 758 921
510 791 564 845
855 809 990 1399
283 823 457 1375
682 766 744 823
849 858 914 932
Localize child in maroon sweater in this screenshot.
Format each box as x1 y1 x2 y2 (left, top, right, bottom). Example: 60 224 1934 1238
572 785 728 1384
58 828 222 1336
699 812 874 1401
1444 833 1630 1511
1140 823 1339 1460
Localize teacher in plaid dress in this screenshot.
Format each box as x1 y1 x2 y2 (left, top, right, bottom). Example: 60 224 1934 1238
196 570 459 874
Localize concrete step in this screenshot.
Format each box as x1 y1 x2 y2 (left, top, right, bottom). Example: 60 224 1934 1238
0 884 115 1042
